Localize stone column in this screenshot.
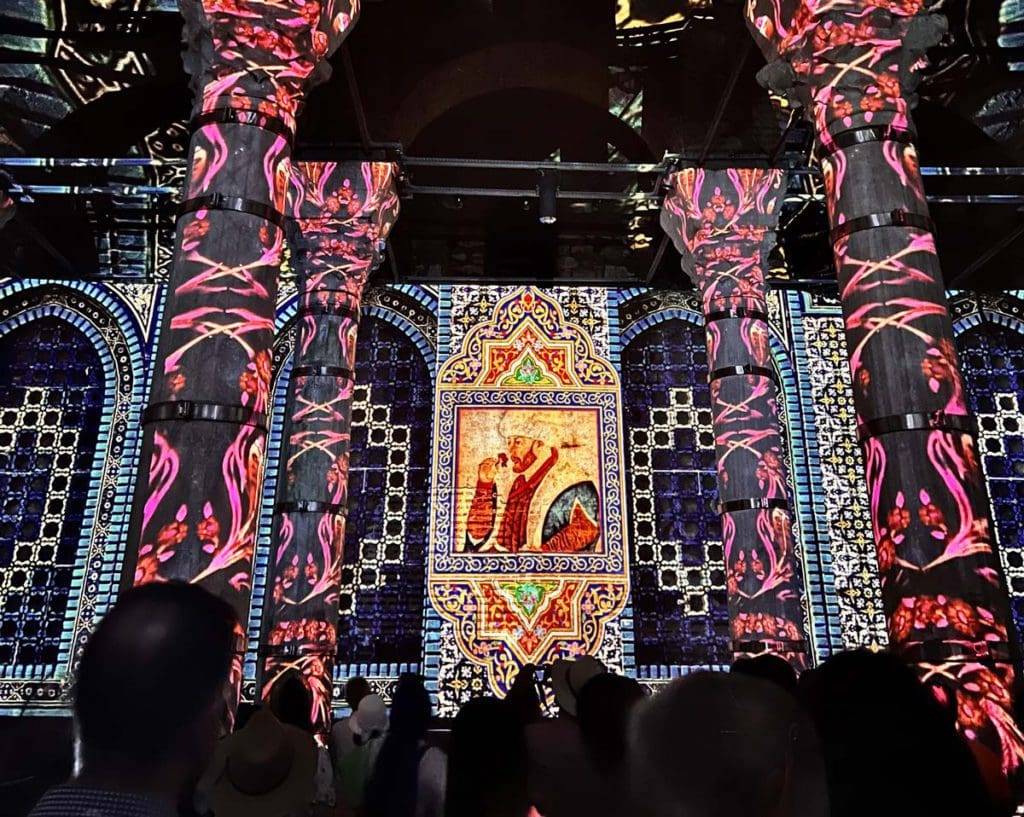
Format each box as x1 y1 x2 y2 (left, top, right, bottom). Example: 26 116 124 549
127 0 357 645
746 0 1024 770
259 161 399 731
662 167 809 668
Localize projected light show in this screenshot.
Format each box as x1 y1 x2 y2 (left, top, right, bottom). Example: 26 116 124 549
5 0 1024 813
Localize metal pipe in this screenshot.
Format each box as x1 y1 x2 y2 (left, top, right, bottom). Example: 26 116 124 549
402 157 665 173
949 221 1024 286
698 41 752 166
5 157 1024 179
11 184 174 195
0 157 183 167
12 182 1024 207
340 43 372 153
405 184 662 201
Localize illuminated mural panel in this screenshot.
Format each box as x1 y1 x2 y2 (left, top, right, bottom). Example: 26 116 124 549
6 276 1024 716
429 287 629 703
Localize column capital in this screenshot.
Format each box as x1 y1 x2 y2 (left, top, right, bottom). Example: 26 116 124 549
288 161 401 290
181 0 359 125
661 167 784 311
744 0 946 140
290 161 400 240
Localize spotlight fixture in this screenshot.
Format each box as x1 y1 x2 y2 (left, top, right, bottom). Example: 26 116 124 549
537 169 558 225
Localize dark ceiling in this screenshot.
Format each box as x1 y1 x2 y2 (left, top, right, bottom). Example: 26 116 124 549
2 0 1024 290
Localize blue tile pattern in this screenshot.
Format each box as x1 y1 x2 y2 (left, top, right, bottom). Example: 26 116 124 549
0 318 104 667
957 322 1024 649
621 317 732 667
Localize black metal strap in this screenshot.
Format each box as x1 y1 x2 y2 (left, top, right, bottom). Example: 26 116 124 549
178 193 286 230
718 497 790 515
898 640 1011 664
733 639 808 654
704 307 770 323
817 125 913 158
830 210 933 243
856 411 977 443
262 642 339 658
142 400 269 432
294 303 362 322
276 499 347 516
190 108 293 148
708 364 777 384
292 365 357 381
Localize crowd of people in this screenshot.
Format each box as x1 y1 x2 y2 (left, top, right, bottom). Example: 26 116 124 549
26 582 1015 817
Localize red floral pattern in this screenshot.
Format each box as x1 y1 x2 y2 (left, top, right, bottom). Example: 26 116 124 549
132 0 359 729
663 168 807 668
745 0 1023 774
259 161 399 733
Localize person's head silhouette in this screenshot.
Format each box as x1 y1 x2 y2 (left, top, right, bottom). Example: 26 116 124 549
70 581 238 808
631 671 828 817
269 672 314 734
446 696 529 817
799 650 997 817
731 653 799 695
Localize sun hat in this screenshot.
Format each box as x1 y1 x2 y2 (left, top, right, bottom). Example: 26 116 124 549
550 656 607 717
350 693 388 738
206 708 316 817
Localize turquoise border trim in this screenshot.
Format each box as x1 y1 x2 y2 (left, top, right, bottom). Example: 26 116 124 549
780 291 844 660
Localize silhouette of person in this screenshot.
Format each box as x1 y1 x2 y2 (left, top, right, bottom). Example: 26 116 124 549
30 582 239 817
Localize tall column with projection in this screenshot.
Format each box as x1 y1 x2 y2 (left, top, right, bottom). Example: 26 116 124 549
745 0 1024 770
662 167 808 668
127 0 358 633
260 161 399 729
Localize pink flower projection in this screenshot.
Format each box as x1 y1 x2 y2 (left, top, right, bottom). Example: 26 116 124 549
745 0 1024 774
131 0 360 719
663 168 808 668
260 161 399 732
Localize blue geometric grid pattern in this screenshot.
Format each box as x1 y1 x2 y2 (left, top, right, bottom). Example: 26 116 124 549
957 322 1024 649
337 315 432 666
0 318 104 668
621 317 731 669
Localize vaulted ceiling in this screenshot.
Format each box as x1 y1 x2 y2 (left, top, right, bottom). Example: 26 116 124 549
2 0 1024 289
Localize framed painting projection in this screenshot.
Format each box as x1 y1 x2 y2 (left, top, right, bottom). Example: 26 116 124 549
454 407 603 555
429 288 630 698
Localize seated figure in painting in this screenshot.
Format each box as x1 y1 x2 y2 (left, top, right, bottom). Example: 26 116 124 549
465 412 600 553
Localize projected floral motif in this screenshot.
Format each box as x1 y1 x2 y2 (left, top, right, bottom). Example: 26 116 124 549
261 162 399 729
745 0 1023 771
662 168 808 667
131 0 359 634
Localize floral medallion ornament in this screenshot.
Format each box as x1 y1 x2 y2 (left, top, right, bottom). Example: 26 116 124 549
662 168 809 668
429 288 629 699
745 0 1024 773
